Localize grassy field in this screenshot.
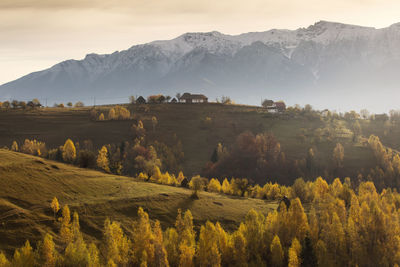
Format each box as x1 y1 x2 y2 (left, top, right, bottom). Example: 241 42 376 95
0 103 377 180
0 149 278 254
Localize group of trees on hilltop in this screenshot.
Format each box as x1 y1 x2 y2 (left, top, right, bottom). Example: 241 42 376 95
203 132 291 184
53 101 85 108
203 131 348 186
10 113 184 179
366 135 400 188
2 177 400 266
0 99 41 110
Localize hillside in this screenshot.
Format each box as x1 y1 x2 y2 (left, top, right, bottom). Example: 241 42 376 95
0 103 376 181
0 149 277 254
1 21 400 111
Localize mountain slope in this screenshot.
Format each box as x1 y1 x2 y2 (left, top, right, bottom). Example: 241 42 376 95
1 21 400 111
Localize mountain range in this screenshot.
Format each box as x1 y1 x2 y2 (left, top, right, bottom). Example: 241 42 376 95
1 20 400 111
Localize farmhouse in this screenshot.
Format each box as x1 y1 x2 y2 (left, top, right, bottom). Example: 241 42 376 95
136 96 146 104
262 100 286 113
179 93 208 104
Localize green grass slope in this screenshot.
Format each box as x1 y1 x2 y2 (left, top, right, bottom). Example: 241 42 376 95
0 149 277 254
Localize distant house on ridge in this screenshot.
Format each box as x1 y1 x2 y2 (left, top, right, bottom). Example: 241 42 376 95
136 96 146 104
262 99 286 113
179 93 208 104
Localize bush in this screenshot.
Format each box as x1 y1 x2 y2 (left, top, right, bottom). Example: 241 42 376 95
78 150 96 168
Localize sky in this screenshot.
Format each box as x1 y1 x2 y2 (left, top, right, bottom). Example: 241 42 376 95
1 0 400 85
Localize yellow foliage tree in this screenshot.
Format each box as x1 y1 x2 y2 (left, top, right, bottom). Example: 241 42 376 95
153 221 169 267
62 139 76 163
131 207 155 265
177 171 185 185
97 146 110 173
288 238 302 267
287 198 309 243
42 234 57 267
12 240 35 267
333 143 344 169
11 141 18 152
0 251 9 267
98 113 105 121
207 178 222 193
231 230 247 266
152 116 158 132
270 235 284 267
108 108 116 120
221 178 231 194
88 243 101 267
51 197 60 220
164 228 179 267
103 219 131 266
60 205 73 245
197 221 221 267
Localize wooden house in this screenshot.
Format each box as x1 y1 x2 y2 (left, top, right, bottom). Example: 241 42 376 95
179 93 208 103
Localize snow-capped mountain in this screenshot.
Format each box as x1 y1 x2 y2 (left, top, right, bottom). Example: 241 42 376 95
1 21 400 111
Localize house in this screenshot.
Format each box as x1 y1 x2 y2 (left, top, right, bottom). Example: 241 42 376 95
262 99 286 113
179 93 208 103
136 96 146 104
275 101 286 112
170 98 178 103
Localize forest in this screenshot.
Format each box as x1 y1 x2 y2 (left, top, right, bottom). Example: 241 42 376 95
0 177 399 267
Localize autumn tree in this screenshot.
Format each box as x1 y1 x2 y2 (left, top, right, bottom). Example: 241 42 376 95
108 108 116 120
153 221 169 267
131 207 155 265
98 113 105 121
64 212 90 266
152 116 158 132
42 234 57 267
62 139 76 163
288 238 301 267
189 176 206 198
103 219 130 266
97 146 110 173
12 240 35 267
207 178 222 193
197 221 221 267
333 143 344 169
164 228 179 266
231 231 247 266
60 205 73 245
11 141 18 152
0 251 10 267
270 235 284 267
51 197 60 220
175 209 196 266
131 120 146 140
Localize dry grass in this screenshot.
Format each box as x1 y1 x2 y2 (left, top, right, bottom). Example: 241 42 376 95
0 149 277 254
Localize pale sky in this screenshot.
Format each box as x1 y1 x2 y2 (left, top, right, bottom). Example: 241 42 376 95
1 0 400 85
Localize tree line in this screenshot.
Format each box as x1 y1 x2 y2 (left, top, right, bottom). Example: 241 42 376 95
1 177 400 266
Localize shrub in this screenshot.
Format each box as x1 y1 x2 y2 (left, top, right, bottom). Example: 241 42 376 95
77 150 96 168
